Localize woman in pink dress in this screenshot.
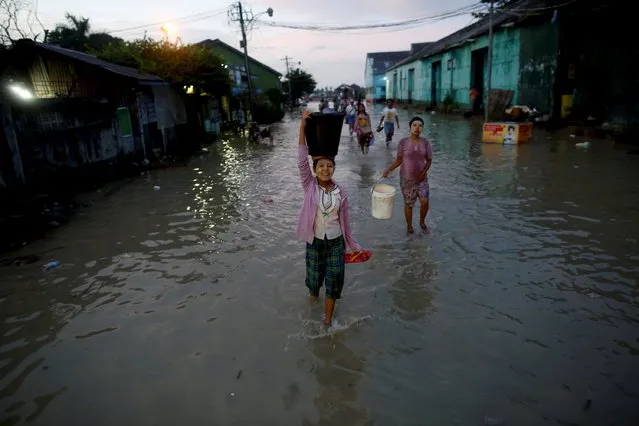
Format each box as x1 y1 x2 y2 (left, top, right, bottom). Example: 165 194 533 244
382 116 432 234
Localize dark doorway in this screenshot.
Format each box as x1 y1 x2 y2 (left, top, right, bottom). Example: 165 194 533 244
431 61 442 107
392 73 398 100
408 68 415 104
471 47 488 111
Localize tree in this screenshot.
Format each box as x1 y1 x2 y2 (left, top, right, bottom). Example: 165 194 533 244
287 68 317 103
47 13 123 52
86 32 124 52
472 0 515 18
47 13 90 50
97 38 232 96
0 0 45 45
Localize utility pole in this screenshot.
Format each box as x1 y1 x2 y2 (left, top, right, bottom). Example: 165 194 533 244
230 2 256 121
281 56 294 111
229 3 274 122
485 0 494 123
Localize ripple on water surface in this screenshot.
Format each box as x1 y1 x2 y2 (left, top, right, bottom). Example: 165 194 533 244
1 108 638 425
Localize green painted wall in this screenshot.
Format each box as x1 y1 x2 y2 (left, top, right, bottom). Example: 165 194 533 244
206 44 281 92
518 22 559 114
386 57 429 103
385 27 521 108
490 28 521 103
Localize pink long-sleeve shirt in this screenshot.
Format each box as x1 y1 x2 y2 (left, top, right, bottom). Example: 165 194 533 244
296 145 361 252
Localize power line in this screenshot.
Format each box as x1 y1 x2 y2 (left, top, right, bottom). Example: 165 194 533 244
495 0 578 17
262 3 486 32
106 6 232 34
508 0 578 12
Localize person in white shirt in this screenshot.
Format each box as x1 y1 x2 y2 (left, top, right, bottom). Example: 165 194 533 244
378 99 400 147
237 108 246 134
345 101 357 135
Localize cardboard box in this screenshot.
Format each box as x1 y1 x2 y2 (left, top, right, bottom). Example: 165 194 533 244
482 122 532 144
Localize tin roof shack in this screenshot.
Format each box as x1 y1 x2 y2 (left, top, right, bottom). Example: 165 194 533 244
0 40 187 189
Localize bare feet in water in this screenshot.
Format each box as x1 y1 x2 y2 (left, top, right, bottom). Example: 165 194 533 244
420 223 429 234
407 226 414 234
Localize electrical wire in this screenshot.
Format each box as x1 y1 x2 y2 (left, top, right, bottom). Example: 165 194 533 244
106 5 232 34
494 0 578 17
507 0 578 12
262 3 486 32
252 27 282 72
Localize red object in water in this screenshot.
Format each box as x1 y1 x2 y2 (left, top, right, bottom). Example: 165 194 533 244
345 250 372 264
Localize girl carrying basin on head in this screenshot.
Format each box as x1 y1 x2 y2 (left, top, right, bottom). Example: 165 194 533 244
297 110 362 327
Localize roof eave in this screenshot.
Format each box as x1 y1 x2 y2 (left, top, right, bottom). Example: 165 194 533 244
197 38 282 77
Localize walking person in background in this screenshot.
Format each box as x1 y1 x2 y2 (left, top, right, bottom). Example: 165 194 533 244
237 108 246 135
470 88 480 114
382 116 432 234
378 99 400 147
354 103 374 155
345 101 357 136
297 110 362 327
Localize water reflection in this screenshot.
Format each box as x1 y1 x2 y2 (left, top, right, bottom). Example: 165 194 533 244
478 144 520 198
389 244 438 322
1 106 639 425
306 335 370 426
357 162 377 191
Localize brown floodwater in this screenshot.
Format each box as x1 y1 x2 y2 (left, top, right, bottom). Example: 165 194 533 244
1 104 638 425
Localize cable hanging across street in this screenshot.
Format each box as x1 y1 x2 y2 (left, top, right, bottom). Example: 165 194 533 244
106 5 233 34
260 3 487 32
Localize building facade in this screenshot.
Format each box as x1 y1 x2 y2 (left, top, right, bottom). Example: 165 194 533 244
384 0 633 126
197 39 282 96
0 40 189 188
386 0 559 113
364 50 410 103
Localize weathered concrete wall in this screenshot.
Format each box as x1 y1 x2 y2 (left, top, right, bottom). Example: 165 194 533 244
14 106 139 184
519 22 559 113
0 103 25 186
386 58 429 104
386 27 521 108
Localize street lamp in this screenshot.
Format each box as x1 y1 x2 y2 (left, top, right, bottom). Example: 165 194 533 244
252 7 274 22
8 83 33 100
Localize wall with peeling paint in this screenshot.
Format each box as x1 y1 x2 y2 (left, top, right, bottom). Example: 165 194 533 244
13 104 141 185
386 27 522 108
518 23 560 113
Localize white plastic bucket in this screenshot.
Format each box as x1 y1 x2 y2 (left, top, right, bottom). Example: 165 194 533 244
371 183 397 219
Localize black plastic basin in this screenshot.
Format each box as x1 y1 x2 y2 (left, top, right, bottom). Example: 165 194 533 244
305 112 345 157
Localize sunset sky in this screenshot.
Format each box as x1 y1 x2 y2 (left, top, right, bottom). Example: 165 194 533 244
32 0 481 87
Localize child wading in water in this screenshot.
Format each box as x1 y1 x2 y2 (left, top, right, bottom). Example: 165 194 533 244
297 110 362 326
383 116 433 234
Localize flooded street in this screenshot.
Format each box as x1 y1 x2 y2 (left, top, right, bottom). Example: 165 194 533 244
2 104 639 425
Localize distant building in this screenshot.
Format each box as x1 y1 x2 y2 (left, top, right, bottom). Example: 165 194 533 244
196 38 282 121
336 84 364 100
384 0 632 125
0 40 189 187
364 50 410 103
196 39 281 95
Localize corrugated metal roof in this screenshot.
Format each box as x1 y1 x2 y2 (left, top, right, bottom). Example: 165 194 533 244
28 42 166 83
410 42 433 54
196 39 282 77
365 51 411 75
387 0 549 72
